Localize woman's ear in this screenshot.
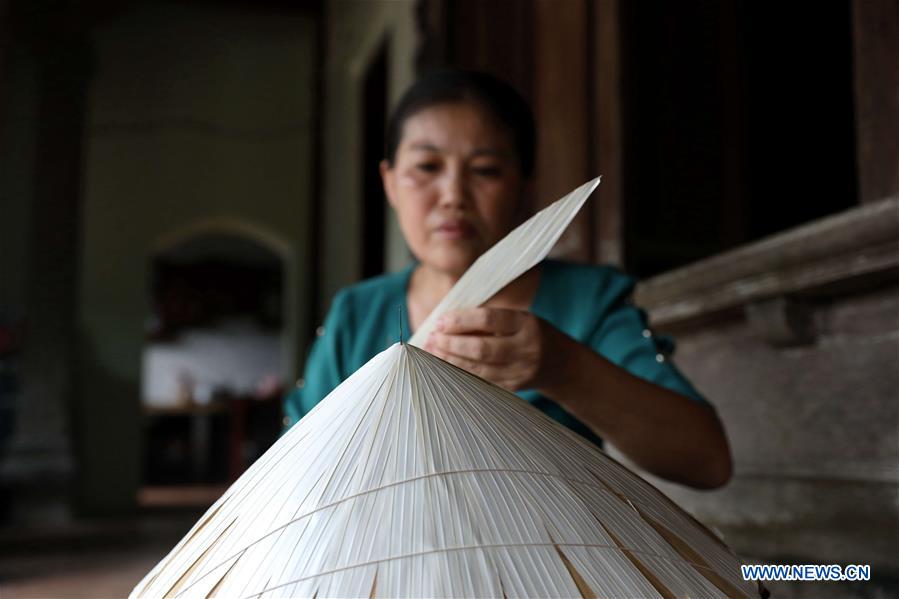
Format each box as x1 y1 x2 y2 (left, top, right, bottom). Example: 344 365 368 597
380 160 397 209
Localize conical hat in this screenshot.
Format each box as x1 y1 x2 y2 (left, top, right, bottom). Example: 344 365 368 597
133 343 757 598
132 178 762 598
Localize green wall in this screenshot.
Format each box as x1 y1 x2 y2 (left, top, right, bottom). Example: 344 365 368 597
77 4 316 513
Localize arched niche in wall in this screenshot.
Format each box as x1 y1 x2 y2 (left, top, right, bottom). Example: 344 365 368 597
141 219 292 496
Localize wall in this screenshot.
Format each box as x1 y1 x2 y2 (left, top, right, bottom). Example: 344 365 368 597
624 200 899 597
320 0 418 315
77 3 316 513
656 287 898 597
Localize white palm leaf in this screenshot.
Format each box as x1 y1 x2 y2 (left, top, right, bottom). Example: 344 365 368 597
132 178 762 598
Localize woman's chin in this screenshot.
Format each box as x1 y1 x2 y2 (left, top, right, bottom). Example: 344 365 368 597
427 247 481 277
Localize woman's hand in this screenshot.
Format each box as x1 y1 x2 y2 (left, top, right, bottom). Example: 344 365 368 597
424 307 568 392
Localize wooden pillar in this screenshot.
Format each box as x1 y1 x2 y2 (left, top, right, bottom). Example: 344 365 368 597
592 0 624 266
852 0 899 203
0 7 91 522
533 0 592 262
414 0 448 73
0 0 9 148
445 0 534 96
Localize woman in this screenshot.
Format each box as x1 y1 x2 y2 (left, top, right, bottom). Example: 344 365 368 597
284 70 732 490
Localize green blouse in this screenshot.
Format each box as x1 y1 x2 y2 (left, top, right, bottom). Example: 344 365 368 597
283 259 710 448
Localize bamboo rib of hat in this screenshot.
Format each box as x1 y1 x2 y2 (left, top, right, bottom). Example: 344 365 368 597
133 178 762 598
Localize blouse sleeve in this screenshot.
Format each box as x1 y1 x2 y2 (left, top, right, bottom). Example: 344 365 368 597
586 282 712 408
282 290 348 430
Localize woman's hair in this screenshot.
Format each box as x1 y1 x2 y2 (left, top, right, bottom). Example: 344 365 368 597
384 70 536 177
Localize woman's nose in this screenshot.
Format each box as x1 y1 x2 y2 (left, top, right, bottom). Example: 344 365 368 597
438 168 469 209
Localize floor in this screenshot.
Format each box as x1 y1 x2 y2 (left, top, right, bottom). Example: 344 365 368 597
0 486 222 599
1 542 170 598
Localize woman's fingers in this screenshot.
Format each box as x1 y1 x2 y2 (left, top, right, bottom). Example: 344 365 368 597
429 347 491 376
427 331 510 363
436 307 524 335
425 308 547 391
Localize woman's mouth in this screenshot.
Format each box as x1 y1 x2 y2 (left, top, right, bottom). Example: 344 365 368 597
435 221 476 240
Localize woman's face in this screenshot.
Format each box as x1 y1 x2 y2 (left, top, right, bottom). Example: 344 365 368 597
381 101 529 277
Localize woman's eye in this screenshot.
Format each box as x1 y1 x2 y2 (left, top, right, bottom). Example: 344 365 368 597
472 166 501 177
416 163 439 173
